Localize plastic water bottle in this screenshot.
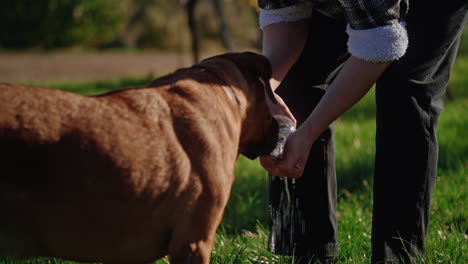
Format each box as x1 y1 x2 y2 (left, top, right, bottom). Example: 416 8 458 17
269 115 296 204
270 115 296 160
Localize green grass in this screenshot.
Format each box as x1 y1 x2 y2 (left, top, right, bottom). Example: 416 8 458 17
2 52 468 263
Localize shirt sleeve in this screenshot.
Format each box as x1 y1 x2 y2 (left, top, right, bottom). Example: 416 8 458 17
258 2 313 30
339 0 409 62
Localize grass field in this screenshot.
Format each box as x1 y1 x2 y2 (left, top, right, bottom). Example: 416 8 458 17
2 43 467 264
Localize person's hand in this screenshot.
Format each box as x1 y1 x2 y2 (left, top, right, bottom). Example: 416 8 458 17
260 127 313 179
265 89 297 127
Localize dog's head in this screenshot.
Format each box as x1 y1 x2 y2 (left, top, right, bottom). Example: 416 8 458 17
200 52 279 160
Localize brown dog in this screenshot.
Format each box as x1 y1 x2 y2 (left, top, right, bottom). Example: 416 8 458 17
0 52 278 264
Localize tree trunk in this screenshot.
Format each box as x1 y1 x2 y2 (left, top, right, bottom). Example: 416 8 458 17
211 0 235 52
186 0 200 63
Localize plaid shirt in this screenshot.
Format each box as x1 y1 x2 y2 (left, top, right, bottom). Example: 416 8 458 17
258 0 409 30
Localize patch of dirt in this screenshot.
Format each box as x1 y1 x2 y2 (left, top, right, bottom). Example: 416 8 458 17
0 51 210 83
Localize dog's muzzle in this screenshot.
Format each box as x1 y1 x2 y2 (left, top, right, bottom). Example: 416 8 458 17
242 118 279 160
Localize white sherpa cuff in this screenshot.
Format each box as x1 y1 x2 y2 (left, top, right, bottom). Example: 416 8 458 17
259 4 313 30
346 21 408 63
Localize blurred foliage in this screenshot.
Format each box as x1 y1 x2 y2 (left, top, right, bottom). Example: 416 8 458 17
117 0 261 51
457 24 468 56
0 0 261 51
133 0 189 50
0 0 128 49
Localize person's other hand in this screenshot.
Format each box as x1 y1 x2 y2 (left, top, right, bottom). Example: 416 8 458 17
260 127 313 179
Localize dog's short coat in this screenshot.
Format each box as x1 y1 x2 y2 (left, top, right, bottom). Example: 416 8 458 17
0 52 279 264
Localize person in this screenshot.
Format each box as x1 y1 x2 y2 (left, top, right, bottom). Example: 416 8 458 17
257 0 468 263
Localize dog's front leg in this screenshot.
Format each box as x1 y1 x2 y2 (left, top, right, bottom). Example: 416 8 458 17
169 170 233 264
168 200 225 264
169 241 212 264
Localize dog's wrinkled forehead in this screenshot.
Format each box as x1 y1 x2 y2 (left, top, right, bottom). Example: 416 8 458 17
217 52 276 104
219 52 272 82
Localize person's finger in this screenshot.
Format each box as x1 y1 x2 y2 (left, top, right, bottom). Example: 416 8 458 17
259 156 280 175
261 156 303 178
276 160 303 179
270 151 303 178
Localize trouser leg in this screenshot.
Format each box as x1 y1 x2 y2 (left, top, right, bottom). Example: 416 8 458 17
268 11 348 261
372 1 468 263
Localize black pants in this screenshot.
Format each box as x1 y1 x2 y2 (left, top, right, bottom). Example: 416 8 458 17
268 1 468 263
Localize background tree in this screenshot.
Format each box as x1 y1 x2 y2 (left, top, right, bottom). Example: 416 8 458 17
0 0 260 55
0 0 128 49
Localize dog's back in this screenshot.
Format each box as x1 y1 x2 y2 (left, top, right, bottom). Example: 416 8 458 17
0 83 194 262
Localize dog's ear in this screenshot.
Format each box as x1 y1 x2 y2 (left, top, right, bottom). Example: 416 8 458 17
258 76 277 104
249 52 277 104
